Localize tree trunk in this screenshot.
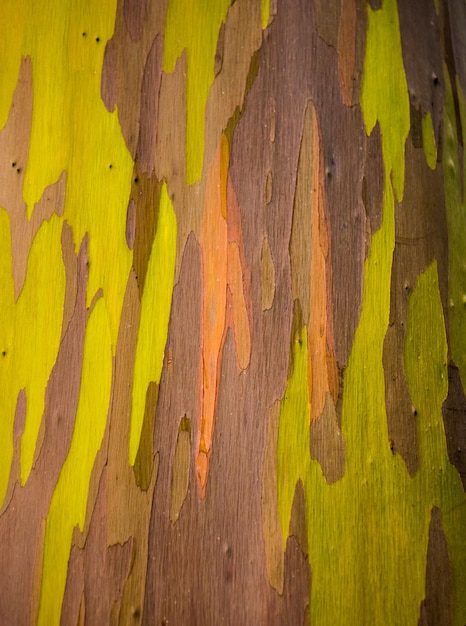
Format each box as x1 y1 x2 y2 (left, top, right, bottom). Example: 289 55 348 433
0 0 465 624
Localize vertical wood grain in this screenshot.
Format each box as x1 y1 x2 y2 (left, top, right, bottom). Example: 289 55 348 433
0 1 465 624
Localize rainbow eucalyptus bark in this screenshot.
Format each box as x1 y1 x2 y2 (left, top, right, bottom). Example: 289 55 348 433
0 0 465 624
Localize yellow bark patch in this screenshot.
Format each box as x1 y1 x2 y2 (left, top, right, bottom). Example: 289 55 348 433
129 182 177 465
0 209 65 505
163 0 231 184
421 110 437 170
38 297 112 626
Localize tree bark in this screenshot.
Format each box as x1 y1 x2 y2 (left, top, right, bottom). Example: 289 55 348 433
0 0 465 624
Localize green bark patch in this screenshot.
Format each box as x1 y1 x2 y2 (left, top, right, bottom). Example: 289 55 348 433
276 1 466 623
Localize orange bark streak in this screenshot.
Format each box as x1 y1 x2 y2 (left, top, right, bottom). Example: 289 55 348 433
196 135 251 498
196 136 229 497
308 110 338 421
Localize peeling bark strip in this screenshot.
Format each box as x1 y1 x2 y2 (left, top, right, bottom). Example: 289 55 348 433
196 133 251 498
0 1 465 625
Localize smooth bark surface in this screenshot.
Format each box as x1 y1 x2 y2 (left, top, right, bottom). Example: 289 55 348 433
0 0 465 624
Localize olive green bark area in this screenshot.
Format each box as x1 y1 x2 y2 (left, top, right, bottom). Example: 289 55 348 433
278 261 466 625
444 70 466 391
405 263 466 626
360 0 409 199
277 0 466 623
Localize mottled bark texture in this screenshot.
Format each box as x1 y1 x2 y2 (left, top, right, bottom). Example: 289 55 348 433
0 1 465 625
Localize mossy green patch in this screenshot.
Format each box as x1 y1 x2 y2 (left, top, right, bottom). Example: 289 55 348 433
443 71 466 390
421 110 437 170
